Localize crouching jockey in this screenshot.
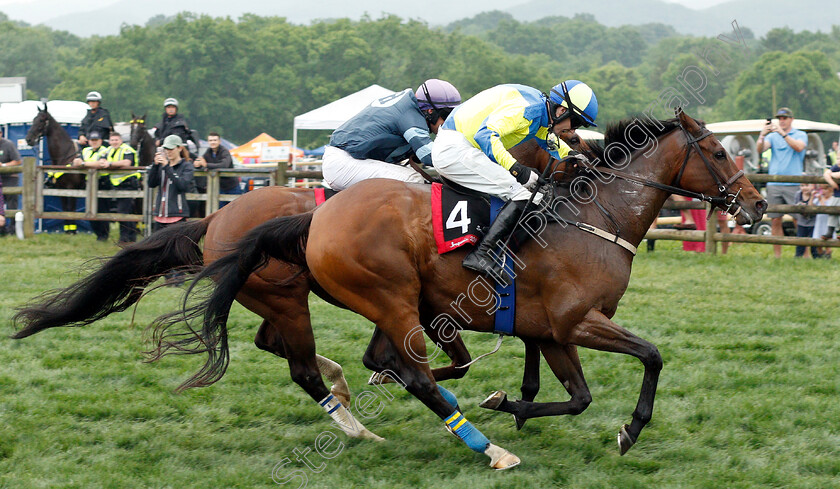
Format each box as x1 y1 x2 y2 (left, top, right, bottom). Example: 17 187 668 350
432 80 599 285
322 79 461 190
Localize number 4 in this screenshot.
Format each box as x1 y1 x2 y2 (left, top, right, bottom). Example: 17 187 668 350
446 201 471 234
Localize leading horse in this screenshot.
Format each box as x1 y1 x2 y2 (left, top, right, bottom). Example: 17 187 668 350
25 104 83 233
175 110 767 469
11 137 560 435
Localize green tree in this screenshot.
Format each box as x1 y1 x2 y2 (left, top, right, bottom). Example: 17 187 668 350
721 50 840 122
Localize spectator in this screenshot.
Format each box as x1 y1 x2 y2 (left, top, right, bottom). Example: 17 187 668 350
194 132 240 208
812 184 834 257
820 159 840 239
0 175 6 232
105 132 140 245
72 130 111 241
78 91 114 147
828 140 838 167
0 126 22 235
154 98 192 147
148 135 194 232
794 183 818 258
756 107 808 258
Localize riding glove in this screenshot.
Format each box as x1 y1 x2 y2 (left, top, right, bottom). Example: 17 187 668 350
509 162 538 189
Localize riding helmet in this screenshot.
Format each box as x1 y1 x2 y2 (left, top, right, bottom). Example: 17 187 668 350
86 91 102 102
548 80 598 128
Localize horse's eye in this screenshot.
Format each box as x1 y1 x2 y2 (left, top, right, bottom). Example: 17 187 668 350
714 151 726 160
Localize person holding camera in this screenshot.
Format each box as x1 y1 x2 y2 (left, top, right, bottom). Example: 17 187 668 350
148 135 194 232
756 107 808 258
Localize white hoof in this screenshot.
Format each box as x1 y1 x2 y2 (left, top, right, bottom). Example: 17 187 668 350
358 429 385 442
367 372 395 385
479 390 507 410
485 443 521 470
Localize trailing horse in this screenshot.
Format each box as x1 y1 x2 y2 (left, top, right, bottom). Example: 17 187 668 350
25 104 83 233
174 110 767 469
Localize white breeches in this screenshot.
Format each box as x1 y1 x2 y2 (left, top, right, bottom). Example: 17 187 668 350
322 146 425 190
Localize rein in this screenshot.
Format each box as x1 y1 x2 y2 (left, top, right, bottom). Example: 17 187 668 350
578 126 745 217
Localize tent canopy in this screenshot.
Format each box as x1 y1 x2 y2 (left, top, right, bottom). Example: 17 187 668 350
292 84 395 149
0 100 88 125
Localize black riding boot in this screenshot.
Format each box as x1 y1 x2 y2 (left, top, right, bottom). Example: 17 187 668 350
462 199 528 287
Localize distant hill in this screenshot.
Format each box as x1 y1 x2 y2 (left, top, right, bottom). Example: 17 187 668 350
509 0 840 37
2 0 837 37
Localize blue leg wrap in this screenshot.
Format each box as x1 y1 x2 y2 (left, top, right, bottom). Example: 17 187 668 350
445 410 490 453
437 385 459 410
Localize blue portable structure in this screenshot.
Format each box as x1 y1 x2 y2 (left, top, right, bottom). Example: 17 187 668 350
0 100 90 232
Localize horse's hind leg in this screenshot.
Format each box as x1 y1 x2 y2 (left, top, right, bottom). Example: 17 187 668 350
569 309 662 455
514 339 541 430
480 341 592 421
254 318 351 406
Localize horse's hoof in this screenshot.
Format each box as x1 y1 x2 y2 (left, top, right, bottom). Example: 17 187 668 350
485 443 521 470
514 415 527 430
479 390 507 410
359 429 385 442
330 385 351 407
617 424 636 455
367 372 395 385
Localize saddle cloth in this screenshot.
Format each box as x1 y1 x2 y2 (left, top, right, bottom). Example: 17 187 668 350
431 182 500 255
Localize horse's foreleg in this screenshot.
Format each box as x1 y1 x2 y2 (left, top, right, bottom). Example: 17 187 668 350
515 338 541 429
569 309 662 455
479 341 591 421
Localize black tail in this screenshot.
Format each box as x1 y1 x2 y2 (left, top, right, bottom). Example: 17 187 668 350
149 212 313 391
12 219 210 339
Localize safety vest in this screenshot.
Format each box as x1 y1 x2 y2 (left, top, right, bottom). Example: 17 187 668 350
106 143 139 186
49 145 106 180
829 150 837 166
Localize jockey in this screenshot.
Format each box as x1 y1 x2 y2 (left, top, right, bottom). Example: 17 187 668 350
432 80 598 284
322 79 461 190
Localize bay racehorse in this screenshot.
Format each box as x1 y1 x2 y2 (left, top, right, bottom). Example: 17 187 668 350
25 104 83 233
129 113 156 167
11 138 562 436
172 110 767 469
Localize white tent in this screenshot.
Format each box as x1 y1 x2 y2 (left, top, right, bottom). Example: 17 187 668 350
0 100 88 125
292 84 395 150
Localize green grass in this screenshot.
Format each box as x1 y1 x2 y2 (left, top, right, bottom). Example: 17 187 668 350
1 232 838 488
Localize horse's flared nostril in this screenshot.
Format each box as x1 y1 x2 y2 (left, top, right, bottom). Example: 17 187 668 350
755 200 768 216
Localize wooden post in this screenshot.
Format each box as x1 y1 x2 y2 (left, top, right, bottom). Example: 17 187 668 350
22 157 36 238
704 202 716 254
86 168 97 218
276 161 287 187
207 170 219 214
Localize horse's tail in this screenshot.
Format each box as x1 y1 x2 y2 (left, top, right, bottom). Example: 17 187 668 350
149 212 313 391
11 218 211 339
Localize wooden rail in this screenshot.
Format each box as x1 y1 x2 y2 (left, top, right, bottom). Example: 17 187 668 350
3 159 839 249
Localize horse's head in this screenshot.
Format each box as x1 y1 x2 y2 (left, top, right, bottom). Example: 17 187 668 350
672 109 767 225
25 105 50 146
129 113 147 148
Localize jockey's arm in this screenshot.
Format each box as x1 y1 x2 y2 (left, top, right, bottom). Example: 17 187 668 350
478 112 532 170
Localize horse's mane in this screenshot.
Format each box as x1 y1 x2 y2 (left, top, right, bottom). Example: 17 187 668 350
581 116 681 166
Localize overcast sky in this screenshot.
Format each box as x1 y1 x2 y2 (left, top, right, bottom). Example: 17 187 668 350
0 0 732 8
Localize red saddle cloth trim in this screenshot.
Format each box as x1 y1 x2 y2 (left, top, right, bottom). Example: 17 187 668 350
431 183 480 255
314 187 326 206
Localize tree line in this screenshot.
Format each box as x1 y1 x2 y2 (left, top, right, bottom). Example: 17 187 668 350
1 10 839 147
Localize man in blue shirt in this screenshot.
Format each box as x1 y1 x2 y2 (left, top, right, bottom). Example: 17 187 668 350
756 107 807 258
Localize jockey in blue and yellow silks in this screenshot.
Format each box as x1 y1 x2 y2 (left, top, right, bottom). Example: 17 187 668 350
433 80 599 285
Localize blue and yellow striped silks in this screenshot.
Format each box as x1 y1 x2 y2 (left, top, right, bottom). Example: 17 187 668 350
442 84 571 171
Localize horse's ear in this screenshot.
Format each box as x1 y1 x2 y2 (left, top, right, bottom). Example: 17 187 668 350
676 107 702 135
131 111 135 119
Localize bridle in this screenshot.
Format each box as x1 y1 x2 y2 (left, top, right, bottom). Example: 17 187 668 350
573 125 746 218
130 117 146 155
